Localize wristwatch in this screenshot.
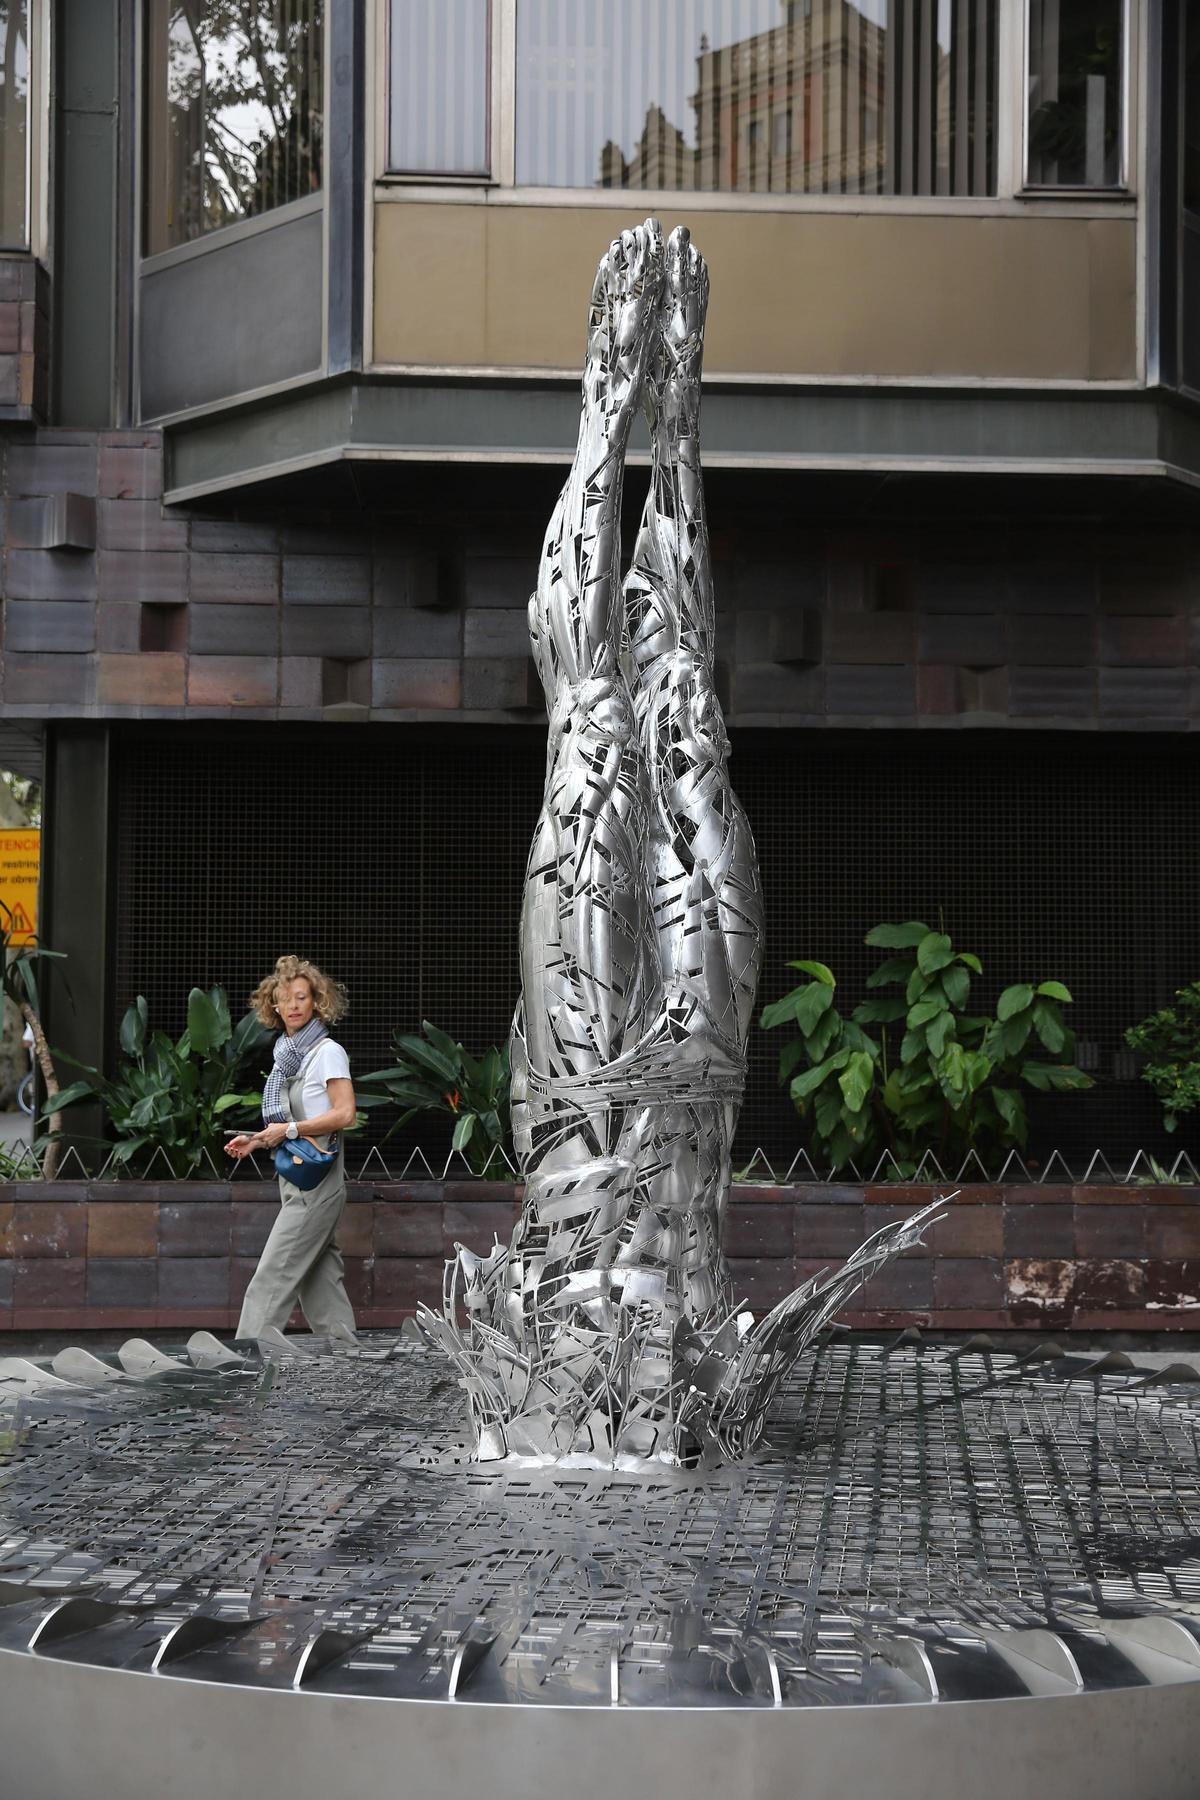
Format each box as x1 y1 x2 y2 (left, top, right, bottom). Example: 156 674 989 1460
284 1121 299 1140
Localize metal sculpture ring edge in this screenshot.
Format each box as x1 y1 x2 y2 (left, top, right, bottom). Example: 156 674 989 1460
2 1647 1199 1800
417 220 948 1467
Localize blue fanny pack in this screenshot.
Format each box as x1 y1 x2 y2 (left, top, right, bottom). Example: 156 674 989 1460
274 1134 339 1190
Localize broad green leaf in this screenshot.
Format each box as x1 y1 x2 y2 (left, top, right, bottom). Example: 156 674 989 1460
778 1039 807 1083
480 1109 502 1144
390 1034 460 1087
804 1006 843 1062
110 1135 152 1165
1032 1001 1066 1054
905 968 930 1006
865 957 914 990
838 1049 875 1113
1021 1062 1092 1093
882 1071 903 1114
229 1009 270 1064
120 998 147 1059
452 1113 477 1151
925 1011 955 1057
791 1051 849 1101
917 931 954 975
760 991 802 1032
786 960 835 987
998 1015 1033 1057
1036 980 1073 1003
40 1080 95 1115
795 981 834 1037
422 1021 463 1067
992 1086 1025 1138
186 987 221 1056
790 1049 851 1102
207 984 232 1048
941 963 970 1009
813 1087 845 1137
839 1020 876 1054
900 1029 924 1065
853 996 907 1025
957 952 983 973
936 1041 968 1103
865 921 930 949
996 983 1034 1021
908 994 947 1028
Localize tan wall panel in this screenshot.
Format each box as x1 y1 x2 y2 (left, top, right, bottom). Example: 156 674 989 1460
373 203 1136 383
372 204 488 369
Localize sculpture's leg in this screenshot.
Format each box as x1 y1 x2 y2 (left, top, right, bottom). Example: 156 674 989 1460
482 221 675 1456
621 227 765 1326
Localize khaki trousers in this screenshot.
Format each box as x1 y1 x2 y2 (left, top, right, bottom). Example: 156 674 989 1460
236 1084 356 1339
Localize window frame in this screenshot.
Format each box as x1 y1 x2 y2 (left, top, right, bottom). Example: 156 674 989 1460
381 0 495 182
373 0 1140 214
136 0 330 265
1020 0 1135 196
0 0 48 256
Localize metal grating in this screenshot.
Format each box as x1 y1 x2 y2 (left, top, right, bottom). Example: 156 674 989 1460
111 726 1200 1167
1 1337 1200 1705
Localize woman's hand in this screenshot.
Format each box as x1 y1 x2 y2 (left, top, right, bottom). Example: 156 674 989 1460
224 1123 287 1159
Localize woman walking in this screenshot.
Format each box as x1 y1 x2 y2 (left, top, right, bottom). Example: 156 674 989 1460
225 955 358 1342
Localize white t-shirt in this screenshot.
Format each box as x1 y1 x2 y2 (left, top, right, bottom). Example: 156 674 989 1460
296 1040 351 1121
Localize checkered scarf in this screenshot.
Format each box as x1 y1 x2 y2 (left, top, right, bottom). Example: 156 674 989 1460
262 1016 328 1123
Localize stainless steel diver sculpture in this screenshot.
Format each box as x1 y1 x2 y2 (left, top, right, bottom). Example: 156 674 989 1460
419 221 944 1466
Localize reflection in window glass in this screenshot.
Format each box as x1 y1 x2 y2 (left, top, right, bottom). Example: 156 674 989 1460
144 2 324 257
515 1 997 197
389 0 490 175
1027 0 1124 188
0 0 29 249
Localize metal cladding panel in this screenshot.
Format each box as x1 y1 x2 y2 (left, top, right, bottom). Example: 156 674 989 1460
138 207 324 421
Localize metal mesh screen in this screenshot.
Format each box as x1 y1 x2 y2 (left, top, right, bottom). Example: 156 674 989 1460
112 726 1200 1170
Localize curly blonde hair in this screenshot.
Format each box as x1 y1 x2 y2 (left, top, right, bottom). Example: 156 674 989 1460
250 955 348 1028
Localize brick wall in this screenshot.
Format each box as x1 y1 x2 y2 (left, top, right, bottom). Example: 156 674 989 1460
0 258 49 422
0 1180 1195 1334
3 428 1200 728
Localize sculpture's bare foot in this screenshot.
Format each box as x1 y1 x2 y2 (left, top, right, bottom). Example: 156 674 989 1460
647 224 709 437
582 217 665 437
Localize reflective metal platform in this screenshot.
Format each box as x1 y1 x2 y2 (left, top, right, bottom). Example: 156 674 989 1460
1 1334 1199 1798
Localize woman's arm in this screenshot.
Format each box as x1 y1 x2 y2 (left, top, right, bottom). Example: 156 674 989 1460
291 1077 356 1140
224 1080 356 1158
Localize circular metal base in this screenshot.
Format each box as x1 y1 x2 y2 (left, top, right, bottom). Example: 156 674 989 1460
1 1335 1199 1797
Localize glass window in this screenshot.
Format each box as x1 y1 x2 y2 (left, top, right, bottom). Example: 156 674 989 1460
388 0 490 176
514 2 997 197
0 0 29 249
143 2 324 258
1026 0 1125 189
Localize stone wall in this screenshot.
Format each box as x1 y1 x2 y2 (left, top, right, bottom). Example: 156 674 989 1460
0 257 49 422
0 1180 1195 1334
3 427 1200 729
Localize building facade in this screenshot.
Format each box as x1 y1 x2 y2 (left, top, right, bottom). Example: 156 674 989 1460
2 0 1199 1168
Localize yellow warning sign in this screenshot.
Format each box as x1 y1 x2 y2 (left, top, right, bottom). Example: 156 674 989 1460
0 830 40 944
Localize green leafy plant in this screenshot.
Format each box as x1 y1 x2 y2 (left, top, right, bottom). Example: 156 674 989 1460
359 1022 512 1177
761 921 1092 1174
1124 982 1200 1134
44 986 273 1177
0 901 68 1174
